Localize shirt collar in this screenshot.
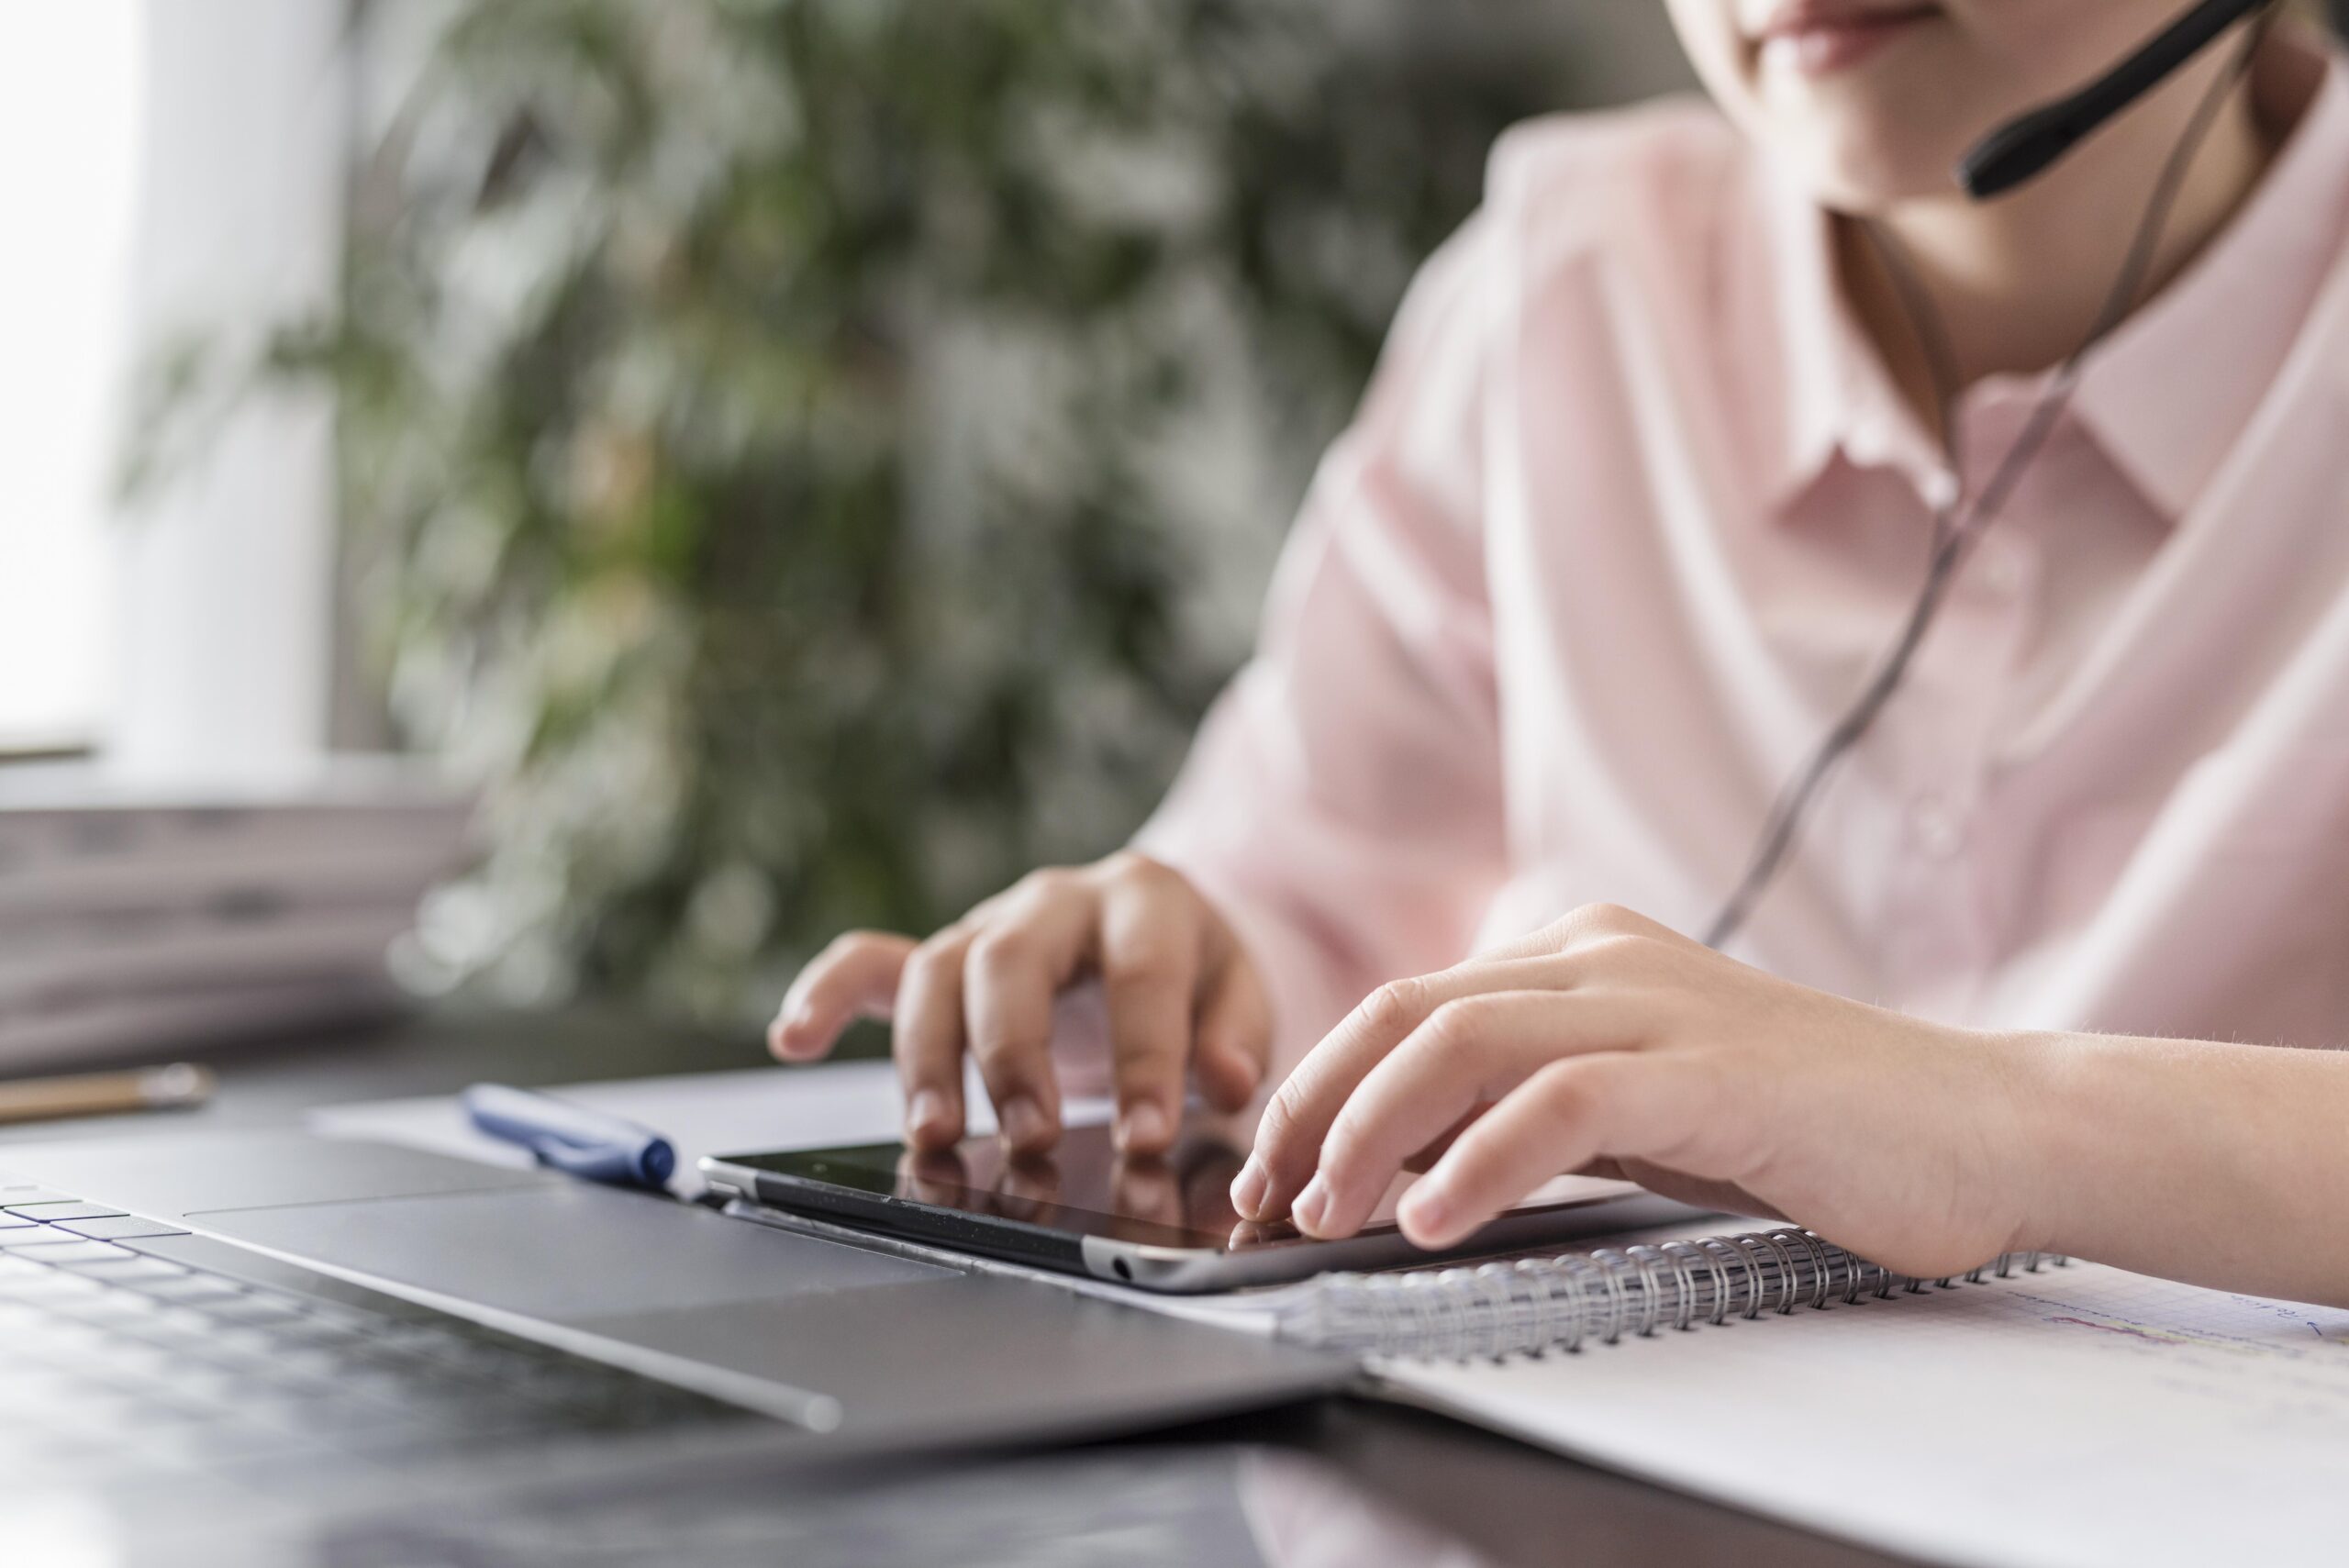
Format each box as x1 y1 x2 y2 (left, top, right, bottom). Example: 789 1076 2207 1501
1758 28 2349 525
1757 143 1954 513
2071 31 2349 521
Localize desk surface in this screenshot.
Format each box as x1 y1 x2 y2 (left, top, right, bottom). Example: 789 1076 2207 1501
0 1006 1911 1568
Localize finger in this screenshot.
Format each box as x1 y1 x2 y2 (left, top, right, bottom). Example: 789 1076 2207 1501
1191 943 1272 1114
770 931 916 1062
1097 863 1205 1154
1298 990 1642 1239
963 876 1097 1154
895 928 978 1150
1401 1104 1489 1173
1397 1053 1698 1250
1239 953 1583 1223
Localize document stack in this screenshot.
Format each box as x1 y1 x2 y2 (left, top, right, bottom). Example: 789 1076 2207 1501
0 759 472 1070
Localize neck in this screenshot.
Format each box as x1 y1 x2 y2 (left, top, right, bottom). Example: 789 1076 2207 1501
1844 39 2274 431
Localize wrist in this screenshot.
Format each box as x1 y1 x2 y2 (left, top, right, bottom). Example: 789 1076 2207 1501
1954 1029 2349 1303
1988 1026 2121 1258
1972 1027 2081 1257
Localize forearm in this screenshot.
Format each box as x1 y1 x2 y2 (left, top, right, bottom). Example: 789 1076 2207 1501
2022 1030 2349 1307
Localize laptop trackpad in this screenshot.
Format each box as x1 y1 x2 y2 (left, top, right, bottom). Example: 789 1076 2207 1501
196 1184 951 1321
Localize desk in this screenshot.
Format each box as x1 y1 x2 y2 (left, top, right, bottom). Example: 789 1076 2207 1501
0 1006 1911 1568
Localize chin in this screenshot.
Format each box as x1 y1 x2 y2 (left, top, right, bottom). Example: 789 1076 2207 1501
1709 34 2012 212
1776 123 1966 213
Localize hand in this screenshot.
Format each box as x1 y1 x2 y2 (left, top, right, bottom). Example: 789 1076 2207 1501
1231 904 2051 1279
771 853 1271 1158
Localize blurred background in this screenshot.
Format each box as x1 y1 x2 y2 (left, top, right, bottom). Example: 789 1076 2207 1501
5 1 1706 1059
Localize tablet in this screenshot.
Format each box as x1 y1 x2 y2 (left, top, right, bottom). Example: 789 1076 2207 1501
700 1124 1703 1293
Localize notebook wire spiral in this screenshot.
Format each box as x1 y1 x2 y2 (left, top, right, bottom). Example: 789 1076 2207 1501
1278 1227 2066 1362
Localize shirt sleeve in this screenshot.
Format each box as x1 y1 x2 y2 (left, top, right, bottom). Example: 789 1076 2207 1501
1133 211 1510 1076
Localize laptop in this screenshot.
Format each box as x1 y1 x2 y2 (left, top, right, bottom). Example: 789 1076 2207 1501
1 1127 1348 1558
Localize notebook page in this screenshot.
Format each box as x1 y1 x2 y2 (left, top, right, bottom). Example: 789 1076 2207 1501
1375 1262 2349 1568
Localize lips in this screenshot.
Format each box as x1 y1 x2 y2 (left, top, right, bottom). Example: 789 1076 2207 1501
1748 1 1941 76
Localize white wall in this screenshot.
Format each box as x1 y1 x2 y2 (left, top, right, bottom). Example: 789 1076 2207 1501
107 0 351 780
0 6 145 752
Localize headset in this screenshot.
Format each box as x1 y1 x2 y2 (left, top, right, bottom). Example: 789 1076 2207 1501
1703 0 2286 949
1962 0 2280 196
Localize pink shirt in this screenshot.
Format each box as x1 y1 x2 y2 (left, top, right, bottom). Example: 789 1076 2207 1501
1137 35 2349 1073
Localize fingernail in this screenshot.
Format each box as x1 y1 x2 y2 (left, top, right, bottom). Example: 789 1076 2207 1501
1001 1096 1049 1150
1118 1100 1169 1152
1230 1157 1269 1218
907 1090 953 1141
1293 1173 1331 1234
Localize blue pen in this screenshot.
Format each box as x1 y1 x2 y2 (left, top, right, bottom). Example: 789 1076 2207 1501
461 1083 678 1192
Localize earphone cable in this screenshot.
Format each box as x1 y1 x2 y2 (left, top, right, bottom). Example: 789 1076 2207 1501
1700 5 2276 951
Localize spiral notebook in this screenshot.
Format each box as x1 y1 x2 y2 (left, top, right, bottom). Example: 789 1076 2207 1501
726 1199 2048 1353
1241 1220 2060 1358
731 1201 2349 1568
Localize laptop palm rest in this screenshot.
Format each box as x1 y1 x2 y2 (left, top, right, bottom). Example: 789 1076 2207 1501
195 1183 952 1320
8 1129 1352 1444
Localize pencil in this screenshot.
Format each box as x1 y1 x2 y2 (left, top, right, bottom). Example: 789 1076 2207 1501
0 1062 216 1127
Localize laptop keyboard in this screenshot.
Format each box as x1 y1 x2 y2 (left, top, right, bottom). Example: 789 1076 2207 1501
0 1184 758 1488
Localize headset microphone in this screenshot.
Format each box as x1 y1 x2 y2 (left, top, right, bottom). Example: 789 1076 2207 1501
1960 0 2280 198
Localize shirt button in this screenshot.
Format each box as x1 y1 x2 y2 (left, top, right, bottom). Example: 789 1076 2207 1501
1911 796 1966 860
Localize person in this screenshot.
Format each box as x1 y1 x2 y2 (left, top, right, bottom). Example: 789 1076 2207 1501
772 0 2349 1307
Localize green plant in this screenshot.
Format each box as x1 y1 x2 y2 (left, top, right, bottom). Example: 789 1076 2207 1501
185 0 1565 1025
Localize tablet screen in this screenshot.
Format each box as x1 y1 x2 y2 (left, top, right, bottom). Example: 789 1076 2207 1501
728 1124 1637 1253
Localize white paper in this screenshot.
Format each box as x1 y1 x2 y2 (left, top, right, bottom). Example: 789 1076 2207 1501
311 1059 1114 1196
1377 1259 2349 1568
